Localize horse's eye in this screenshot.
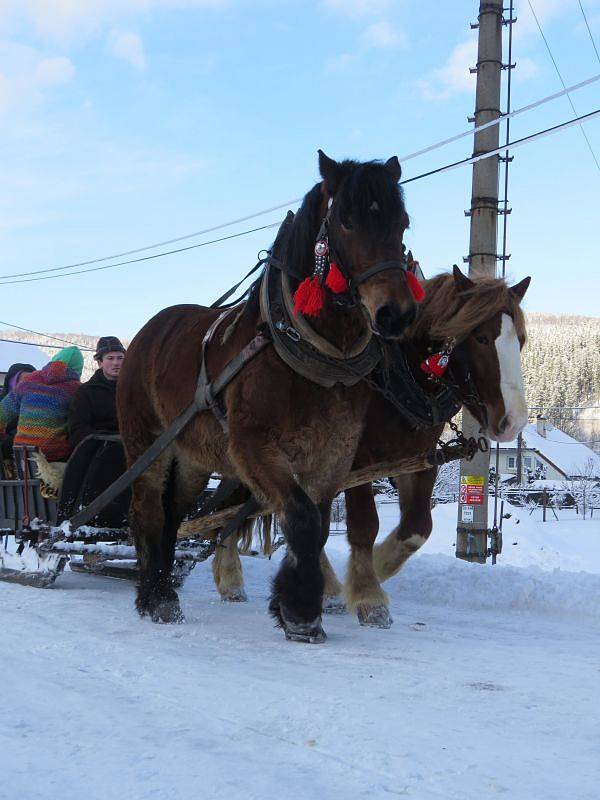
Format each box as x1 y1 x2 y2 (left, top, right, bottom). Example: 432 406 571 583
475 334 490 345
341 217 353 232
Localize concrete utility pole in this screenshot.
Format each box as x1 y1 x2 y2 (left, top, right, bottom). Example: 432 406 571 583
456 0 504 563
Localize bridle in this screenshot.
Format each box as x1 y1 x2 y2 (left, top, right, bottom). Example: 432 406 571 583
315 201 408 308
421 336 490 433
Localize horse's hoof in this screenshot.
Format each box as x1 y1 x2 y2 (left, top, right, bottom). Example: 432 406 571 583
221 587 248 603
357 603 393 629
279 606 327 643
151 599 185 624
322 595 347 615
284 619 327 644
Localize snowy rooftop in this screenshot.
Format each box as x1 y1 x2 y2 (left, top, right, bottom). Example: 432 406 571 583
498 421 600 478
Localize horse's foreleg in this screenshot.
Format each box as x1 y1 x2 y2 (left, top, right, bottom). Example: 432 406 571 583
373 468 436 582
212 534 247 602
271 485 325 642
228 436 325 643
344 483 392 628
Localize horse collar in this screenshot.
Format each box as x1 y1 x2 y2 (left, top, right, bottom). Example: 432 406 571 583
260 263 382 389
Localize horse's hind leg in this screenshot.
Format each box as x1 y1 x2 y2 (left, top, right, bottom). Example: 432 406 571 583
344 484 392 628
131 456 183 623
212 534 247 602
317 500 345 614
373 468 436 582
133 456 209 624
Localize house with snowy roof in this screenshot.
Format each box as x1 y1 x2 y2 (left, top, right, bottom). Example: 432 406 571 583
497 417 600 481
0 340 48 386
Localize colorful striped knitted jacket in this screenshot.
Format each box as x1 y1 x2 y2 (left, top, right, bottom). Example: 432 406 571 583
0 361 82 462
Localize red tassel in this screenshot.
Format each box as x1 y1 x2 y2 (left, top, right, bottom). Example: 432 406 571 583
406 270 425 302
421 352 449 378
293 276 326 317
325 262 348 294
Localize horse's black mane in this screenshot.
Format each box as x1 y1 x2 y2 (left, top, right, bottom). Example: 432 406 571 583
273 160 409 280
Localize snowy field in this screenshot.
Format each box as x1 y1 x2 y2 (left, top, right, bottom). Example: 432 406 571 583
1 502 600 800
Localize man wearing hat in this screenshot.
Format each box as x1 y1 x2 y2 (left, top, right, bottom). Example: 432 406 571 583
68 336 126 450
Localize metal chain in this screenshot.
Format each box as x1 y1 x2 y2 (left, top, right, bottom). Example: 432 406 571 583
323 347 488 465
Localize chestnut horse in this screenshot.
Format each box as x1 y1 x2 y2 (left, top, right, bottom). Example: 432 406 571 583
117 151 417 641
335 266 531 626
212 266 530 628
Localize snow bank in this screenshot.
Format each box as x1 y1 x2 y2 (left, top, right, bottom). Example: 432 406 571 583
325 499 600 621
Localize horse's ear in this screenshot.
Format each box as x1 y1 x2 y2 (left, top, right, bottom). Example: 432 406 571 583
510 276 531 301
318 149 343 194
452 264 474 293
384 156 402 183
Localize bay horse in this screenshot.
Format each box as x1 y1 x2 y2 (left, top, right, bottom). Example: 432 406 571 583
117 151 418 641
211 266 530 628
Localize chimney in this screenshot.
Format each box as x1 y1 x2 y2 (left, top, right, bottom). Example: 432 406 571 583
536 415 547 438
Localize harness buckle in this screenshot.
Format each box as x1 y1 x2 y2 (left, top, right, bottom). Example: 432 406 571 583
275 320 301 342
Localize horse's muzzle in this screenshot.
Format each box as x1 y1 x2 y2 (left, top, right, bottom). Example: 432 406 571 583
373 303 417 339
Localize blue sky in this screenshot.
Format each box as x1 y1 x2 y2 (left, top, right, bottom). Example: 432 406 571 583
1 0 599 339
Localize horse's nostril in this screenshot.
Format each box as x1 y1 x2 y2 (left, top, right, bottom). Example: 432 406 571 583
497 415 510 435
374 304 416 338
375 304 395 332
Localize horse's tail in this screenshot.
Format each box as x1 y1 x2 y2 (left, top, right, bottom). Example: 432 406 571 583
239 514 273 556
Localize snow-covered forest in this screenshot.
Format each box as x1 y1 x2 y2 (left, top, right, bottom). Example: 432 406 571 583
523 313 600 439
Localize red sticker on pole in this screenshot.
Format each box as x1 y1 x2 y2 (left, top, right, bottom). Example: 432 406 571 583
460 475 485 505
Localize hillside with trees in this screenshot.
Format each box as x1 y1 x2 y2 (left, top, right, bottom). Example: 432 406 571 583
523 313 600 444
1 312 598 440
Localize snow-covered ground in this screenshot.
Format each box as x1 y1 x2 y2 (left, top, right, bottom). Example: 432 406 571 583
1 502 599 800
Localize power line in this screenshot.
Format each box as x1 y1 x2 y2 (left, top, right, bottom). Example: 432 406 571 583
400 107 600 184
0 222 281 287
0 201 302 282
527 0 600 171
578 0 600 65
1 74 598 283
398 73 600 163
0 322 94 350
1 107 598 288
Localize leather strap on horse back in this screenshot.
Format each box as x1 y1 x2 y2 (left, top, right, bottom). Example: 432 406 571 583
69 328 271 530
260 263 382 388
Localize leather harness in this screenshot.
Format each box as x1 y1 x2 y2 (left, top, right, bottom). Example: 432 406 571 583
259 263 382 388
69 215 471 531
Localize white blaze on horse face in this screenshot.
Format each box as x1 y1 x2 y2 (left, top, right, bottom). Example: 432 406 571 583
494 313 528 442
